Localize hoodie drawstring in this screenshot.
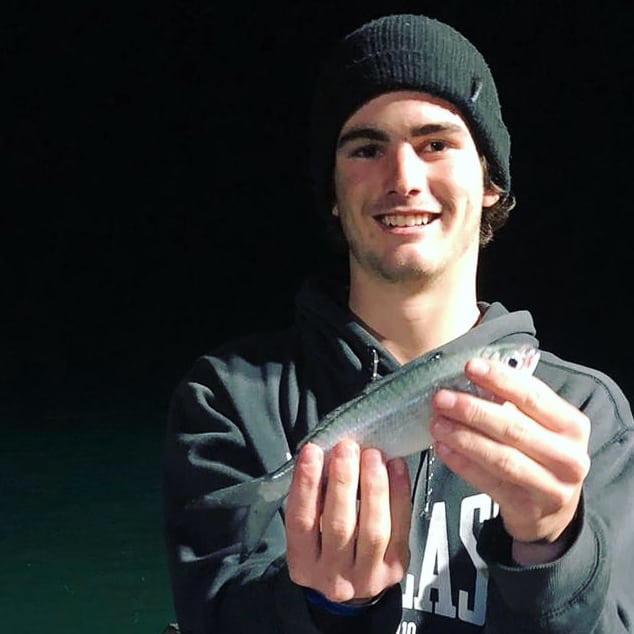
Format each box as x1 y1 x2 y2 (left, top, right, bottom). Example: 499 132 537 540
422 447 435 518
367 346 435 518
368 347 379 382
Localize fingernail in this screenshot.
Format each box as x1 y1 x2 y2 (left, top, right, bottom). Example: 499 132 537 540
336 439 359 459
389 458 406 476
467 357 489 376
302 442 322 464
434 389 457 409
435 442 452 457
431 417 453 436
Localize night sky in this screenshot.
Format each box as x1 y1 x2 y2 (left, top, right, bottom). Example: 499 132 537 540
5 0 634 417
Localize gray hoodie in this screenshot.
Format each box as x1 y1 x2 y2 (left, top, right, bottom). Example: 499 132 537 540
162 277 634 633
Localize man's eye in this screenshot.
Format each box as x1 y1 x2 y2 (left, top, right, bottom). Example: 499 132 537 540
350 144 381 159
427 140 447 152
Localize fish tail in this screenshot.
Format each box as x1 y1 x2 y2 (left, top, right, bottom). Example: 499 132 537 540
187 460 295 561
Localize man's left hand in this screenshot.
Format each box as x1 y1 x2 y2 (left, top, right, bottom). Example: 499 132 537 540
430 355 591 565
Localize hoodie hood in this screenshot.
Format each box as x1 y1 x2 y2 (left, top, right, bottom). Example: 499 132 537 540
294 276 539 384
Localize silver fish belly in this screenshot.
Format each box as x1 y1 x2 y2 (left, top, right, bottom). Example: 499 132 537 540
188 341 540 560
302 341 539 459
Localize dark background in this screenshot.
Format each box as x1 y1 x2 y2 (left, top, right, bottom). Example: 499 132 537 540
3 1 633 631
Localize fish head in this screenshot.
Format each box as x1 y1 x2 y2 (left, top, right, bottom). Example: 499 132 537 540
480 343 540 376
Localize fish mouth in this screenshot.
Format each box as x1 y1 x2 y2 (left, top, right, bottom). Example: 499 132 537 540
377 211 440 228
525 348 541 374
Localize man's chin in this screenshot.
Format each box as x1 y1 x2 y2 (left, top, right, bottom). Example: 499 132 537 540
371 260 434 284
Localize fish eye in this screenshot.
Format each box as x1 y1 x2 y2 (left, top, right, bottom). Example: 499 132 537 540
506 355 519 369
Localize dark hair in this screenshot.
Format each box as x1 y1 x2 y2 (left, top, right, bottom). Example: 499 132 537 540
480 156 515 247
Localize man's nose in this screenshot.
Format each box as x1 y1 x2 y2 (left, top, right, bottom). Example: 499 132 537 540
386 144 426 196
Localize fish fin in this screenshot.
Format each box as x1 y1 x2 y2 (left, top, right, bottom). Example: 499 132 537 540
239 492 286 562
186 477 263 510
186 460 295 561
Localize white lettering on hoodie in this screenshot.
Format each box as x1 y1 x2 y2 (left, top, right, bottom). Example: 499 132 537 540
402 493 499 626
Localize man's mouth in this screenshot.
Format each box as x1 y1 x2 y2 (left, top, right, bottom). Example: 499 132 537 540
378 212 438 227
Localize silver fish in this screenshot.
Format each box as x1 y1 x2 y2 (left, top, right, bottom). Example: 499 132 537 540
188 342 540 560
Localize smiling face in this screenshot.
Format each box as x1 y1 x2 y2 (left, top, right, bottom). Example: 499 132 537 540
333 91 500 287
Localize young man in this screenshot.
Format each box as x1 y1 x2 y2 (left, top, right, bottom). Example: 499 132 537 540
162 14 634 633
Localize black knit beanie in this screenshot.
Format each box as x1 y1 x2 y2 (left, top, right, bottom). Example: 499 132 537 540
310 14 511 220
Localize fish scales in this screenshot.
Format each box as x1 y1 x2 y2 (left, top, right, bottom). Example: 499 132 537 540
302 344 531 458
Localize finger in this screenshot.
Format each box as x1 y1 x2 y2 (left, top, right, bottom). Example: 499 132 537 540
320 439 360 569
465 357 590 441
285 443 323 584
433 428 552 495
432 390 590 484
355 448 391 595
432 419 577 515
385 457 412 570
433 437 581 542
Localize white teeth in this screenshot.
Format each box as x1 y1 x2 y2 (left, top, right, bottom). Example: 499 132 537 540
381 213 435 227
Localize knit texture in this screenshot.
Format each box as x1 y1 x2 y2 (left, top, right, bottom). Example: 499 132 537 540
310 14 511 219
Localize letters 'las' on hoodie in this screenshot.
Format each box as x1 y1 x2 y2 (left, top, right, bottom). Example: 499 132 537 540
161 276 634 634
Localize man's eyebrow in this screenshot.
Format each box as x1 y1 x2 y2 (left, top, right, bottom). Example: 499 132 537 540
337 122 466 148
337 127 388 148
411 122 465 137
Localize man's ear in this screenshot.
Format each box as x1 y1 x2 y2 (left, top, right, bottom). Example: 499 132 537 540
332 204 339 217
482 188 500 208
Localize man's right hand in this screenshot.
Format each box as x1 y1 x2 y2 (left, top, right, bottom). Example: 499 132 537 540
285 439 412 603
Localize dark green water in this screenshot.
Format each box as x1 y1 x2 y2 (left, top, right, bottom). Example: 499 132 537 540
1 399 176 633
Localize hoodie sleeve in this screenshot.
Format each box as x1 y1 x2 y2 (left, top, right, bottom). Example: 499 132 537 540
160 351 315 634
477 362 634 633
161 351 403 634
